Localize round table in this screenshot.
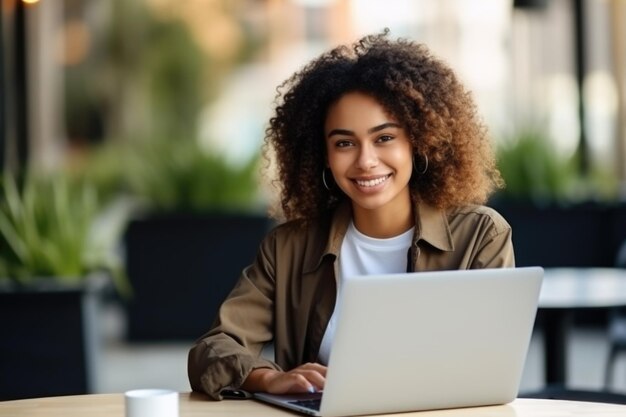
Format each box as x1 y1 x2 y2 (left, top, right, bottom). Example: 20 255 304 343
0 392 626 416
538 268 626 386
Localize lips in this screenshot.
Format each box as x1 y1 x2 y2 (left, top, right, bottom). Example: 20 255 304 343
353 174 391 188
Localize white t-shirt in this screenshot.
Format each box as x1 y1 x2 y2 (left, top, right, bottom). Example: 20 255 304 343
317 221 413 365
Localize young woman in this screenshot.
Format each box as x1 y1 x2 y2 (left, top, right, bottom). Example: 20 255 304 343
188 31 514 399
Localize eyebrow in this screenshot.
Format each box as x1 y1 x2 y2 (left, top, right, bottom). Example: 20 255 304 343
326 122 401 138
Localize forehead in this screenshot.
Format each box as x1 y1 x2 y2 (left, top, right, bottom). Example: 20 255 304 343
325 92 398 129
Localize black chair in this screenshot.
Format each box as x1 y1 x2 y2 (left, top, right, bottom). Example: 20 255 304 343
521 239 626 403
604 240 626 389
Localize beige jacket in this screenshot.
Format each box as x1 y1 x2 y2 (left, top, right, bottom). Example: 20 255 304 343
187 202 515 399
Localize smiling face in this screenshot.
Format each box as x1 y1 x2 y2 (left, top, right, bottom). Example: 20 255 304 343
325 91 414 233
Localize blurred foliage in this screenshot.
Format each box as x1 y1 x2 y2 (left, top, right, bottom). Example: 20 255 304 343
66 142 130 207
141 20 205 140
65 1 205 143
124 138 262 214
107 2 206 141
496 131 579 204
0 170 128 294
68 138 263 216
61 0 267 216
64 0 266 147
495 130 620 205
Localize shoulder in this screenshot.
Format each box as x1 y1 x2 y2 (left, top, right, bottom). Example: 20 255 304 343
262 214 333 253
446 204 512 236
253 213 337 276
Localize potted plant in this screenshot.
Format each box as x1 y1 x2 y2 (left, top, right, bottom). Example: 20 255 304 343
0 171 127 400
490 130 626 268
492 130 626 328
121 138 272 341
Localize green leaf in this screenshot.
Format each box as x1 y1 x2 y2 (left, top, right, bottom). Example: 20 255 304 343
0 169 128 293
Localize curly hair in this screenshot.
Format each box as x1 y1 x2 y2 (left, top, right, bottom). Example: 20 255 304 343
263 30 503 222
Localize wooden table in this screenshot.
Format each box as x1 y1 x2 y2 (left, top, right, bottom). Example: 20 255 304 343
1 392 626 416
538 267 626 386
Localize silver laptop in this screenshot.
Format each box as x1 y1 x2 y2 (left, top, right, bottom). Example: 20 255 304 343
254 266 543 417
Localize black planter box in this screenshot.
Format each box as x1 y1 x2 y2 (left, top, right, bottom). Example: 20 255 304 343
490 200 626 327
491 201 626 268
124 212 272 342
0 277 105 400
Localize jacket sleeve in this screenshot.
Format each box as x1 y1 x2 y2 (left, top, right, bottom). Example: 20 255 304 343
470 211 516 269
187 231 282 400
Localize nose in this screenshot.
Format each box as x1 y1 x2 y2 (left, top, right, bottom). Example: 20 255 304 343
356 143 378 170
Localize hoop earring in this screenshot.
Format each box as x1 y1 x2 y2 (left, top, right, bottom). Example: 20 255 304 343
322 168 332 190
413 155 428 175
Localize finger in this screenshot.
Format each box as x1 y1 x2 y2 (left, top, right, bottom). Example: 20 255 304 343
266 373 316 394
293 369 325 391
296 362 328 377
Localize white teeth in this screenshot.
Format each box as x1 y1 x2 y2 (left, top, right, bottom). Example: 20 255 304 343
355 175 389 187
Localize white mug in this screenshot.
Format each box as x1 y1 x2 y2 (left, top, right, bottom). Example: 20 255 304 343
125 389 179 417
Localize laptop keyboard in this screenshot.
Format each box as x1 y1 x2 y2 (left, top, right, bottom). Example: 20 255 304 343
288 398 321 411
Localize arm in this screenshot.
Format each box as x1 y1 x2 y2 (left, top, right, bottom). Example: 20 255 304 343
187 228 328 399
470 213 515 269
187 232 280 399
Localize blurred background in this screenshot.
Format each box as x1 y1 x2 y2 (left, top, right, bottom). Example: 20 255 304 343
1 0 626 402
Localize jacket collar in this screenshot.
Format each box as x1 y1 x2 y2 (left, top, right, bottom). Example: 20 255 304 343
413 202 454 252
324 202 352 259
316 200 454 268
301 203 350 274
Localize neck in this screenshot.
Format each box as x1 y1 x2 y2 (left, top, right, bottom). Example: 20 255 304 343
352 202 414 239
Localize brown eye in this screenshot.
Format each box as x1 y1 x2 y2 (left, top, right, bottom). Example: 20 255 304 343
336 140 353 148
